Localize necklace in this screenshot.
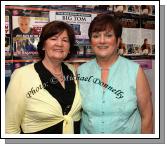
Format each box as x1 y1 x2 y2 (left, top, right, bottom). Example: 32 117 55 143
53 67 64 84
53 66 63 76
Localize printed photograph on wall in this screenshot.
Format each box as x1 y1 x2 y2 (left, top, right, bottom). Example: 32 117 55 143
12 9 49 59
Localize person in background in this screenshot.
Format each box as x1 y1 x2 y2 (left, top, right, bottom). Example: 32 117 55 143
118 38 126 55
12 16 37 37
141 38 151 55
6 21 81 134
141 5 152 15
77 13 153 134
114 5 127 13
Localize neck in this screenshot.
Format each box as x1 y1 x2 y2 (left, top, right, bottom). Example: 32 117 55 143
96 54 119 69
42 57 62 74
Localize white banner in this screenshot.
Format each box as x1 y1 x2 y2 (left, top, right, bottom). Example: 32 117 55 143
49 11 97 39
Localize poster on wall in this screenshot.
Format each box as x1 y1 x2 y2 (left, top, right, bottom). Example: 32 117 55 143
140 28 155 55
140 5 155 16
121 29 155 58
141 15 155 29
11 9 49 60
119 12 155 58
134 59 152 70
49 11 97 39
5 14 12 59
113 5 140 14
5 15 10 34
5 62 13 91
119 13 142 57
5 62 13 78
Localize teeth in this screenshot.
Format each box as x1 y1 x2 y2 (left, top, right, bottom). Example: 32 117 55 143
98 46 108 49
54 49 63 51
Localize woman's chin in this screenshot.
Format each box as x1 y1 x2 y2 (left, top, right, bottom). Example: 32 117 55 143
51 55 66 61
96 53 109 58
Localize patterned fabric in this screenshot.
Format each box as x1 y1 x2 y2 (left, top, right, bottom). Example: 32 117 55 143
78 56 141 134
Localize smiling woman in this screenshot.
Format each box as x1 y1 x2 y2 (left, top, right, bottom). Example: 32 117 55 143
5 21 82 134
77 13 153 134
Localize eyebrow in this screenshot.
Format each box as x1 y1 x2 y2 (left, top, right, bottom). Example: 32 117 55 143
92 30 114 33
50 34 69 40
51 35 69 38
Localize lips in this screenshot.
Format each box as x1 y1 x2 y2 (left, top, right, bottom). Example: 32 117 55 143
53 49 64 52
97 46 108 49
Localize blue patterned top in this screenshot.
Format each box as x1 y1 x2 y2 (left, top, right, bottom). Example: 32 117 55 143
77 56 141 134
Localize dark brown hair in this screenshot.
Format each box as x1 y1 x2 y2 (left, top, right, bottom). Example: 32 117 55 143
88 13 122 42
37 21 76 60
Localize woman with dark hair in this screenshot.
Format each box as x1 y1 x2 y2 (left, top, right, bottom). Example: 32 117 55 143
78 14 153 134
6 21 81 134
141 38 151 55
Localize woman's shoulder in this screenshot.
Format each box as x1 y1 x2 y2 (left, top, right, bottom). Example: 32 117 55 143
63 62 78 75
119 56 140 78
77 59 95 71
119 56 139 67
64 62 75 71
11 63 35 77
15 63 35 71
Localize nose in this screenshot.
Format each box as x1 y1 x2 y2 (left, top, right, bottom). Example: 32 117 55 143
56 38 63 46
22 24 27 29
99 35 105 43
